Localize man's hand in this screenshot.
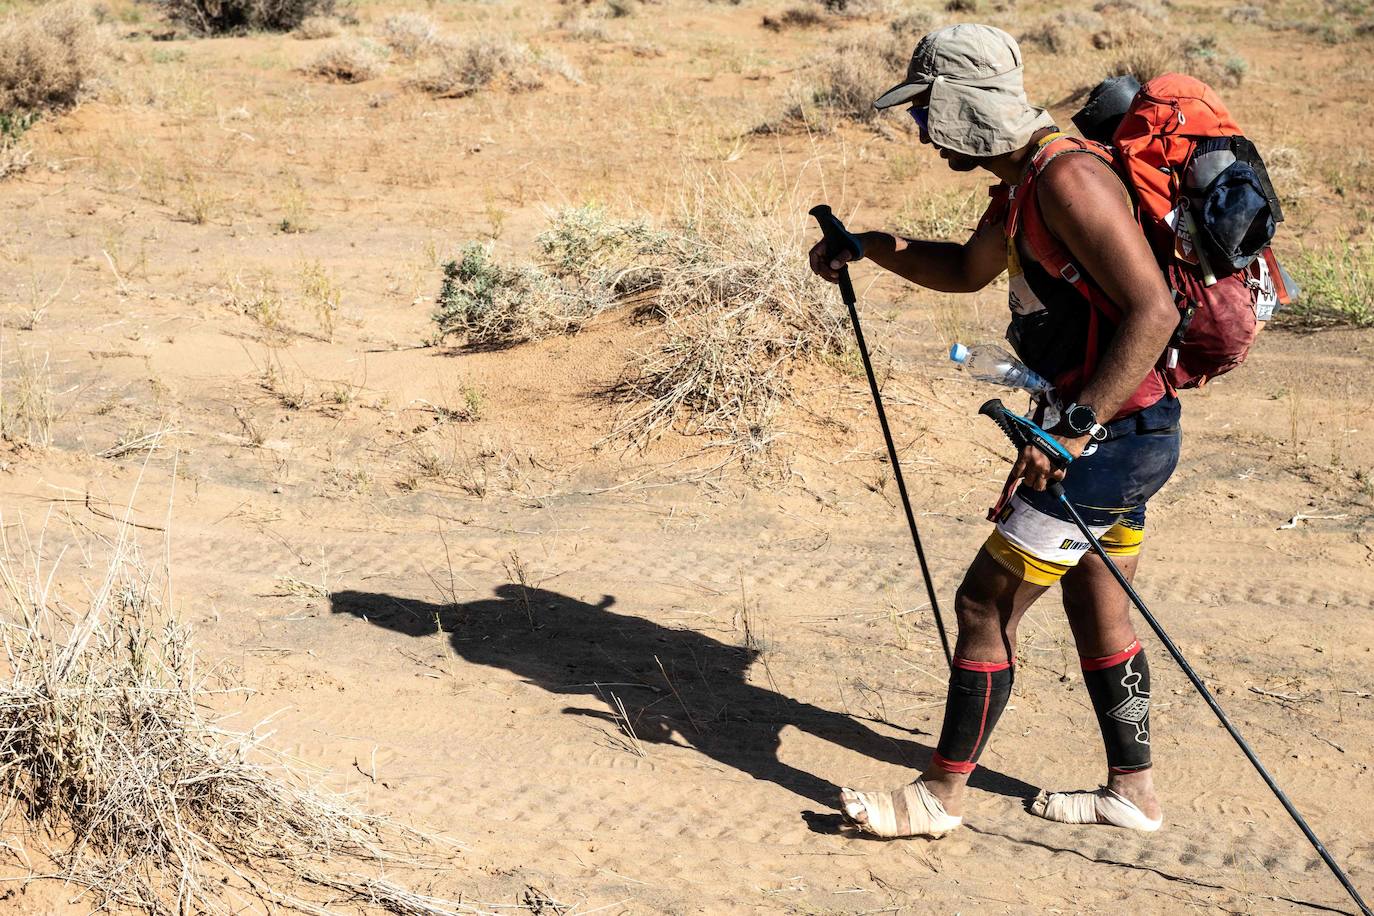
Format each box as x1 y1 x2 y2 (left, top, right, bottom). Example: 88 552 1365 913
808 236 859 284
1012 433 1089 492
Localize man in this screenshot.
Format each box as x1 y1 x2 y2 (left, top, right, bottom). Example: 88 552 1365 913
808 24 1182 837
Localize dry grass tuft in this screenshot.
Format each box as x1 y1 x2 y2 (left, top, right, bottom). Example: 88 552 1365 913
0 2 105 115
761 6 825 31
304 38 386 83
1019 10 1105 53
411 36 580 98
156 0 335 34
292 13 340 38
603 179 847 459
1108 45 1178 84
758 29 909 133
0 532 476 915
0 348 56 449
377 11 441 60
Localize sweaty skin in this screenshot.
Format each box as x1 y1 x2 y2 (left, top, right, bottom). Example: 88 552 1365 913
808 117 1177 827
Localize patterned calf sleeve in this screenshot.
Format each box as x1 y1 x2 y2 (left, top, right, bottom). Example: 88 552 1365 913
1082 640 1152 773
932 658 1013 774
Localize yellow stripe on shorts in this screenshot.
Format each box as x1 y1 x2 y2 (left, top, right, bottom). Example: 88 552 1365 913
984 529 1072 586
1099 521 1145 557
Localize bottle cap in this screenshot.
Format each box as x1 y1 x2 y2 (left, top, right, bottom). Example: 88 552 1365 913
949 342 969 364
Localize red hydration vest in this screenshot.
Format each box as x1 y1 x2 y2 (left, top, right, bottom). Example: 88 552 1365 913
1005 132 1168 420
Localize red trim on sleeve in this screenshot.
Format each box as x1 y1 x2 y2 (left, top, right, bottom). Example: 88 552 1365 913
1081 639 1142 671
953 657 1012 673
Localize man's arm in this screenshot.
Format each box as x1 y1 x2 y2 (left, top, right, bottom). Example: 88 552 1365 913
1014 153 1179 490
808 209 1006 293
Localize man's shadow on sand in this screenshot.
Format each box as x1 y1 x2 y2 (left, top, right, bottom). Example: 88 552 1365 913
330 584 1037 823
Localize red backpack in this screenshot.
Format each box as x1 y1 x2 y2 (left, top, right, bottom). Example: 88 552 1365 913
1011 74 1290 398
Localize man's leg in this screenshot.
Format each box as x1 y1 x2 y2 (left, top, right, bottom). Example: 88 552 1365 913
840 547 1046 837
1035 539 1163 828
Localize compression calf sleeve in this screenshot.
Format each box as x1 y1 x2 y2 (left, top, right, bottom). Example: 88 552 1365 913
1082 640 1152 773
932 658 1013 774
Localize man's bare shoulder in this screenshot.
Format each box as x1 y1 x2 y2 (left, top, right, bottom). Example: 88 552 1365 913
1035 150 1127 217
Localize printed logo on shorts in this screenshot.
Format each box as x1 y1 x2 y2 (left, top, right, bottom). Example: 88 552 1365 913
1058 537 1090 551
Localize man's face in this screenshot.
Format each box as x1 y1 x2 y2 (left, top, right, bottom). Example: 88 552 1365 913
912 105 983 173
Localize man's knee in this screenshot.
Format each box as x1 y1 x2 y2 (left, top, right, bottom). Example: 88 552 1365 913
953 580 1000 630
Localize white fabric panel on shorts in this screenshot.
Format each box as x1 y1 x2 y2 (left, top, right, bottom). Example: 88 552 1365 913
994 494 1115 565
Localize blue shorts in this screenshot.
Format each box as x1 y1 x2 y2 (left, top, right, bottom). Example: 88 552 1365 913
986 396 1182 585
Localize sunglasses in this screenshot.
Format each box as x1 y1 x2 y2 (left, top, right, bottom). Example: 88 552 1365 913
908 105 929 131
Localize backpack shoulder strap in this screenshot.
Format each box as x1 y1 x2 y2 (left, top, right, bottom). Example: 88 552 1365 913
1007 133 1124 320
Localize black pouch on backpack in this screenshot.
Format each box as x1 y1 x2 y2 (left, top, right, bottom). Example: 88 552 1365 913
1187 137 1279 273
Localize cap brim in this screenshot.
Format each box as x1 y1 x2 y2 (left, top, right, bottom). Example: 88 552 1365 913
873 80 931 110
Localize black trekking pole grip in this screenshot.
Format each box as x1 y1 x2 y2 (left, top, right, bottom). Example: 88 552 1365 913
978 399 1074 472
809 205 864 306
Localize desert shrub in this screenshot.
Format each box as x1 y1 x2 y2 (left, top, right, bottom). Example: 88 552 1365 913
303 38 385 82
889 9 935 37
1225 4 1263 24
1094 0 1168 19
1020 10 1105 53
607 185 847 458
895 188 983 240
0 2 105 114
433 244 609 346
431 196 847 460
945 0 976 11
157 0 335 33
1180 33 1247 87
1276 243 1374 330
1108 45 1177 83
412 36 580 97
377 11 439 59
0 539 469 915
291 13 338 37
762 6 824 29
756 28 910 131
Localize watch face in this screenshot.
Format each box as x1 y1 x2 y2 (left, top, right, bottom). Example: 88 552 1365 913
1067 404 1096 434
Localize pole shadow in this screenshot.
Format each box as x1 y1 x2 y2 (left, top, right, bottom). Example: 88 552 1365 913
329 584 1039 814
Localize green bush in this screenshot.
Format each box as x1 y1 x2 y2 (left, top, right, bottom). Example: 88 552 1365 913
432 244 605 346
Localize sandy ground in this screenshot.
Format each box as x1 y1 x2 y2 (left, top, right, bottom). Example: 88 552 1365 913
2 0 1372 912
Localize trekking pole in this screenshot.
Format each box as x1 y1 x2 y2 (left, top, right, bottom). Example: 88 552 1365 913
978 398 1372 916
809 205 953 670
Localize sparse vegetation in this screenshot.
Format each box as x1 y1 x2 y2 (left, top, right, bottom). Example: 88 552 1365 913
298 259 341 340
377 11 440 60
157 0 336 34
431 191 846 460
1277 244 1374 330
760 29 910 132
762 5 825 30
411 36 580 98
895 188 983 240
0 2 105 115
1108 46 1177 84
291 13 339 38
304 38 386 83
432 244 608 347
0 541 468 915
0 347 56 448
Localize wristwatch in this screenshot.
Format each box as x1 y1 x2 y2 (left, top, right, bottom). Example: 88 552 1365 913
1063 403 1108 441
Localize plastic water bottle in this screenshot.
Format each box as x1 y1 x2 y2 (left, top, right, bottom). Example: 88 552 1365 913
949 342 1054 398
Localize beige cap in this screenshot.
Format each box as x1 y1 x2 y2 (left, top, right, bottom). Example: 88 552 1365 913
873 23 1055 157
